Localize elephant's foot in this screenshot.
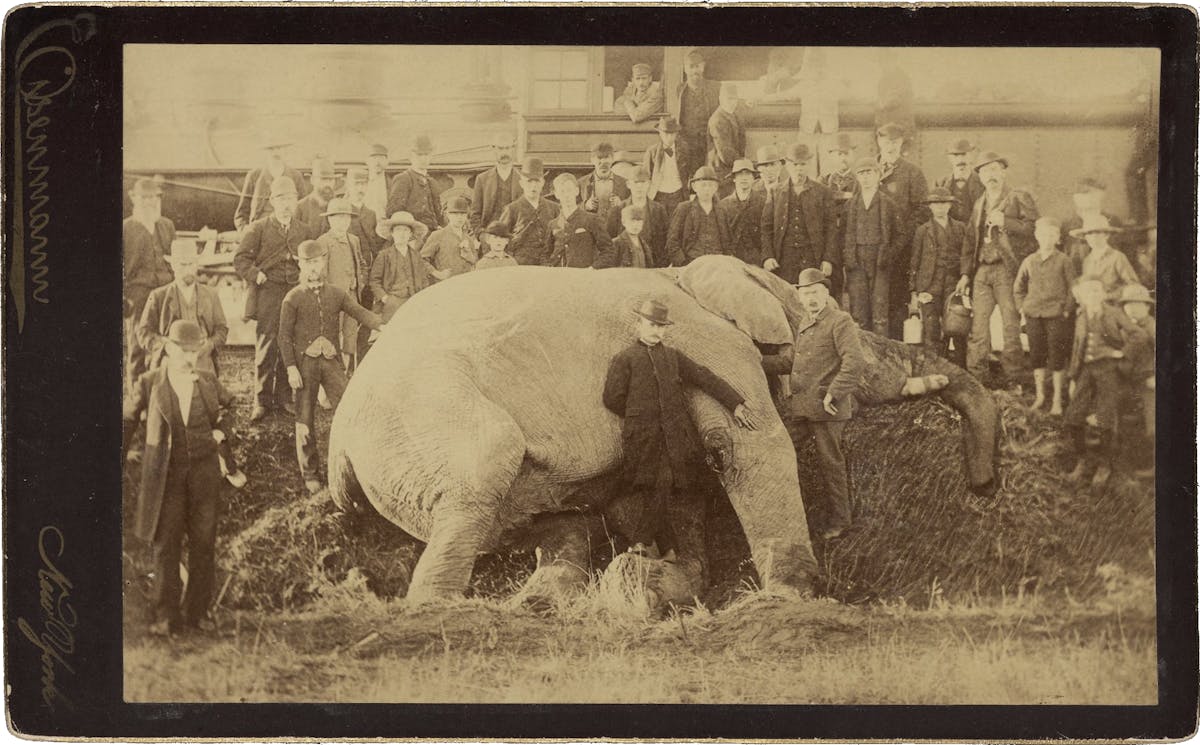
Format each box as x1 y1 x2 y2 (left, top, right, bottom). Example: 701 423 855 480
900 374 950 397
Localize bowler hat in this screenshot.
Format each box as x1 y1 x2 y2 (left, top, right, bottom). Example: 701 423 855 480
655 116 681 134
1073 177 1107 194
876 123 906 140
1069 214 1122 238
795 268 830 289
852 157 880 174
166 320 206 351
345 166 369 183
310 158 336 179
381 211 428 235
690 166 719 184
269 176 298 199
613 150 637 166
730 158 757 177
923 186 956 204
974 151 1009 171
491 131 516 148
829 133 856 154
129 177 163 197
631 63 653 76
945 138 975 155
719 81 740 98
755 145 784 166
480 220 511 240
167 238 201 263
518 156 546 180
630 166 651 183
368 143 389 158
446 195 471 214
412 135 435 155
321 197 355 217
785 143 814 162
634 299 673 326
1118 284 1154 306
297 239 328 261
591 142 615 157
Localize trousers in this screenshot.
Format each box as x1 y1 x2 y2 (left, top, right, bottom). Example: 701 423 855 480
967 262 1023 379
151 458 222 626
1025 314 1072 371
295 355 349 479
795 419 851 531
1066 358 1121 432
254 280 294 407
846 251 889 337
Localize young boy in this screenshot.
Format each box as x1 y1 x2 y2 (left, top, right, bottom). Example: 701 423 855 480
281 240 384 494
1118 284 1155 476
315 197 370 371
473 221 519 271
611 205 653 268
1064 278 1146 489
908 187 968 365
122 320 235 635
421 195 478 280
1014 217 1079 414
602 299 758 557
369 211 431 323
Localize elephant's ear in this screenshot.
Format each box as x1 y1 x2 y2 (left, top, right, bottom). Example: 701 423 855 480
676 255 796 345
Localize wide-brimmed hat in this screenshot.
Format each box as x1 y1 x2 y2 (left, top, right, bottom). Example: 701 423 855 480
828 133 856 154
795 268 830 289
321 197 355 217
655 116 681 134
923 186 956 204
518 156 546 180
368 143 389 158
1069 214 1122 238
269 176 298 199
630 166 652 183
730 158 757 177
755 145 784 167
690 166 719 184
297 239 328 261
1118 284 1154 306
634 299 673 326
480 220 511 240
591 142 615 158
166 320 206 351
974 151 1009 171
852 157 880 175
412 135 435 155
446 195 471 214
129 177 163 197
381 211 428 236
785 143 814 163
945 138 975 155
167 238 201 263
876 122 906 141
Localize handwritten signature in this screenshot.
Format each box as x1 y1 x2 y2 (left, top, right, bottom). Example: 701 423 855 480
17 526 77 712
10 13 96 333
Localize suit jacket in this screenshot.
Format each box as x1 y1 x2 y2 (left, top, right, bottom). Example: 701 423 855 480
470 166 522 235
719 189 768 266
642 141 688 199
279 283 382 367
578 172 631 225
295 193 331 236
879 157 929 245
498 196 560 266
369 242 431 322
611 232 654 268
842 189 903 272
706 108 745 181
233 166 311 230
317 231 368 297
123 216 176 291
421 225 479 278
233 216 316 287
349 204 383 264
909 218 968 296
785 300 865 422
935 171 986 225
122 367 232 542
605 197 669 266
136 283 229 373
386 169 445 231
761 178 838 279
615 80 666 124
602 341 743 488
666 199 732 266
961 186 1039 277
674 78 721 158
1067 304 1146 379
548 208 615 268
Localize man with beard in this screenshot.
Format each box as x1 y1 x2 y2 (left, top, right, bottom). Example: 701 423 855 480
760 143 837 285
876 123 929 339
470 132 521 237
935 138 985 225
674 50 721 187
234 135 311 231
605 167 669 267
498 156 560 266
124 177 176 390
296 157 337 235
341 166 383 259
615 62 666 125
706 82 746 197
363 143 390 221
233 176 317 422
387 134 444 235
956 151 1039 386
579 142 631 226
644 116 688 219
752 144 786 197
138 238 228 377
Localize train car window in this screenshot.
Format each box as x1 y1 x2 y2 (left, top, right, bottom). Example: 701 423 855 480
530 48 592 111
693 46 773 82
603 46 666 93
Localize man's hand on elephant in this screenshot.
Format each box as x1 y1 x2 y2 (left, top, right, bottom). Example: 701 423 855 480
763 258 780 272
256 271 268 286
733 403 759 430
822 392 839 416
287 365 303 390
295 423 310 448
955 275 970 295
820 261 833 277
918 292 933 305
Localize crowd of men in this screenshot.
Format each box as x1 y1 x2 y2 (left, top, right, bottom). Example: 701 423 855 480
121 49 1158 636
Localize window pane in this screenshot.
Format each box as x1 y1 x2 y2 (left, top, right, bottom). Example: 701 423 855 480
559 80 588 109
532 81 560 109
561 50 590 79
532 50 561 79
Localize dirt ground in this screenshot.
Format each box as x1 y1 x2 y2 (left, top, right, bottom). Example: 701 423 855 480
122 347 1158 703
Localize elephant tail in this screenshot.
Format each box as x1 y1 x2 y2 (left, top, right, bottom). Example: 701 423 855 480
329 445 367 514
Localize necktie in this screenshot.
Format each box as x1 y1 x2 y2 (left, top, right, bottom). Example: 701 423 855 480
663 147 674 157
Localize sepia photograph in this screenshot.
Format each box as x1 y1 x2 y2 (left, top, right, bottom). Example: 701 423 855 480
115 41 1168 706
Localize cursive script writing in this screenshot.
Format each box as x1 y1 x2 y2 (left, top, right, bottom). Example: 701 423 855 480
17 526 77 712
10 14 96 333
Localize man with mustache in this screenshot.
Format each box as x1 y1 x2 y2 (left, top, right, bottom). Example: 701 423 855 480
579 142 631 226
644 116 688 219
615 62 665 125
233 135 311 231
674 50 721 189
387 134 445 236
956 151 1039 387
137 238 228 377
470 132 522 237
296 157 338 236
124 177 176 391
935 138 985 225
876 123 930 340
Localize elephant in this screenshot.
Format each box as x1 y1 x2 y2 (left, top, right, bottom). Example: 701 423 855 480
328 255 999 607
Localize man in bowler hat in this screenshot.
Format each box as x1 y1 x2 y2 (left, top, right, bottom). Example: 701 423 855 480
498 156 560 266
125 177 177 391
138 238 229 377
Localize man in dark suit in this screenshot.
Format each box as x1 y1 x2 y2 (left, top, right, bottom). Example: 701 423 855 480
719 158 766 266
124 177 177 391
935 138 985 225
122 320 235 635
234 135 311 231
759 143 838 285
876 123 930 339
821 133 859 303
387 134 444 234
707 82 745 197
470 132 521 237
138 239 229 377
843 158 903 337
295 157 337 236
498 157 560 266
605 167 670 267
644 116 689 219
674 50 721 187
666 167 732 265
232 176 317 421
579 142 631 226
547 174 615 268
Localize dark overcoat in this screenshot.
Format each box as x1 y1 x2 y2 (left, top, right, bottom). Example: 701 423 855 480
842 189 904 272
470 166 522 236
605 198 669 267
760 178 838 281
136 283 229 372
498 196 560 266
233 166 311 230
909 217 968 296
719 189 769 266
960 186 1039 277
602 342 743 488
665 199 733 266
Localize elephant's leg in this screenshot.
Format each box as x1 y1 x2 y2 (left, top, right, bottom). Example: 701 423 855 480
509 511 602 610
